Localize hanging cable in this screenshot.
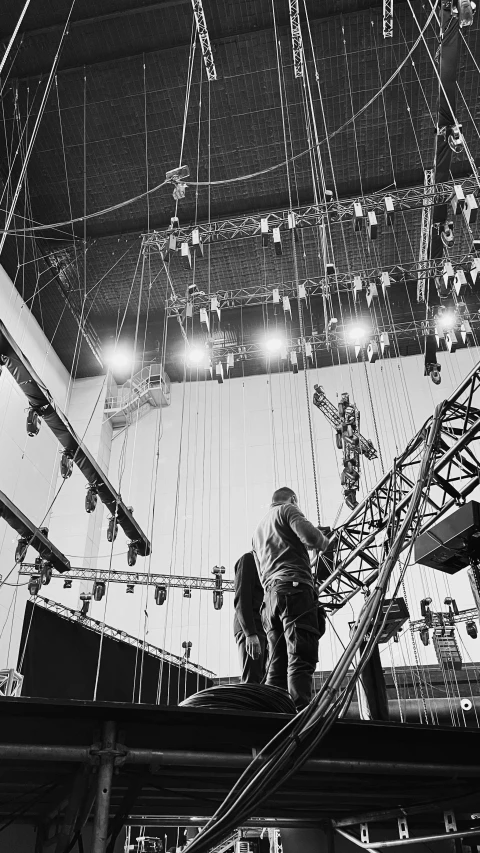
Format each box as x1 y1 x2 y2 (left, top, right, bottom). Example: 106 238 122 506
0 1 77 256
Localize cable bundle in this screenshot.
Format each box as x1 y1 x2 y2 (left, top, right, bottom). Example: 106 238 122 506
180 683 296 714
179 404 445 853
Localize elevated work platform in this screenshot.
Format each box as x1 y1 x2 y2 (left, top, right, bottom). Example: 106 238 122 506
104 364 170 429
0 697 479 851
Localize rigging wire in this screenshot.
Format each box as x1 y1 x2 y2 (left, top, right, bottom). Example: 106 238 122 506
2 4 439 240
0 1 77 255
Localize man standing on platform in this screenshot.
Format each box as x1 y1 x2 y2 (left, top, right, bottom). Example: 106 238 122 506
252 487 330 711
233 551 267 683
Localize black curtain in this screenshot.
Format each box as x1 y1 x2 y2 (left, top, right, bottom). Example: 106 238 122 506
18 601 212 704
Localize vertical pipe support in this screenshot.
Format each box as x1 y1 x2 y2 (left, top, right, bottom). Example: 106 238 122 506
91 720 116 853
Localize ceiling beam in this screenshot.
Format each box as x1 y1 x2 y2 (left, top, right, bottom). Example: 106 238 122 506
8 0 388 82
0 0 190 41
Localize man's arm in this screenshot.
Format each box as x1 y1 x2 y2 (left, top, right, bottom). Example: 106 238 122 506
283 504 330 551
234 554 258 637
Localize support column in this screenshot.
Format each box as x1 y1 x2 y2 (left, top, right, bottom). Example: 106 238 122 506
356 644 389 721
92 720 116 853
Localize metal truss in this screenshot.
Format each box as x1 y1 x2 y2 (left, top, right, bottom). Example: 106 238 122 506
337 809 480 850
179 314 480 363
165 253 475 317
142 176 478 252
409 606 478 632
383 0 393 37
312 388 378 460
19 365 480 614
0 318 151 557
0 488 70 574
289 0 304 77
317 360 480 607
417 169 435 303
32 595 215 677
191 0 217 81
19 564 235 593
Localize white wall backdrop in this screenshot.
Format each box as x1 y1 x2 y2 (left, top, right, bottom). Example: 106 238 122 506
0 264 71 669
65 346 480 683
0 265 479 687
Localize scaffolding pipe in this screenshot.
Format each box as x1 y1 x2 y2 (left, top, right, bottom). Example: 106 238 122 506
0 744 478 777
91 720 116 853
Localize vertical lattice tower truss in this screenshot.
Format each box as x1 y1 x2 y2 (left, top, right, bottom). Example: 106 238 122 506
191 0 217 81
383 0 393 37
289 0 304 78
417 168 435 302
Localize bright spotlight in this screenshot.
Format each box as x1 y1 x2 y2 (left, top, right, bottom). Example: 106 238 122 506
265 337 283 353
187 347 207 367
438 310 456 329
104 346 133 373
346 326 367 342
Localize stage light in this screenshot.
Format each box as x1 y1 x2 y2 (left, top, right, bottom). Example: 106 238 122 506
438 310 456 329
187 346 207 367
155 584 167 605
15 537 28 564
93 580 106 601
264 336 283 353
127 542 138 566
85 486 98 514
28 575 41 596
80 592 91 617
346 325 367 342
104 345 133 373
107 516 118 543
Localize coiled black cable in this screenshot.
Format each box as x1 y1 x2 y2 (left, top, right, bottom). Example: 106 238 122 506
180 683 296 715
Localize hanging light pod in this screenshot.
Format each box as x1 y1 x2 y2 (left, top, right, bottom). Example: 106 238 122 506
85 486 98 514
127 542 138 567
107 516 118 543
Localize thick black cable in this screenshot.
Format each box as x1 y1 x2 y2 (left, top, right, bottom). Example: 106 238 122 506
181 402 446 853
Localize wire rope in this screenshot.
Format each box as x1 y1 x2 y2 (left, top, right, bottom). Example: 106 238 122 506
2 4 439 241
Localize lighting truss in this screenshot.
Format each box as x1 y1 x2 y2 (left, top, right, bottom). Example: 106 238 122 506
19 564 235 593
383 0 393 37
21 365 480 614
191 0 217 81
289 0 304 77
0 489 70 573
409 607 478 632
417 169 435 303
0 319 151 557
165 253 473 317
172 315 480 362
142 176 478 251
317 361 480 608
31 596 215 677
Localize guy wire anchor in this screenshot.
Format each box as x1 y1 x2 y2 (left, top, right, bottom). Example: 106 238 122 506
166 164 190 201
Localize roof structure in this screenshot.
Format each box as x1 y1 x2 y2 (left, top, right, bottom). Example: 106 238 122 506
1 0 480 380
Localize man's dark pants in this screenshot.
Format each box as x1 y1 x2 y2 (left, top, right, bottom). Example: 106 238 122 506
235 632 267 683
262 581 319 710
